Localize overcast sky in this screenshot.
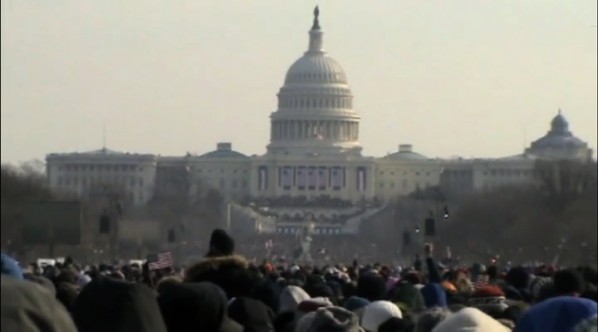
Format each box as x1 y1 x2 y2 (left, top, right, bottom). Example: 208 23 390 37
1 0 596 163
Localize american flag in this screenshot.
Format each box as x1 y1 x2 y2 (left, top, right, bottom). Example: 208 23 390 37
147 250 174 271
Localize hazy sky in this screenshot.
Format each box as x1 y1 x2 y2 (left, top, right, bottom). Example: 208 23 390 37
1 0 596 163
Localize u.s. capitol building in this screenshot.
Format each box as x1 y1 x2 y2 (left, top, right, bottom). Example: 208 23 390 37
46 8 593 209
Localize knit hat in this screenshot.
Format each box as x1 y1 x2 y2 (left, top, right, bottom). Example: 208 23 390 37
207 229 235 257
469 285 506 304
391 281 425 312
295 306 362 332
468 285 508 315
516 296 597 332
361 301 402 332
279 285 311 313
357 274 387 302
344 296 370 312
431 307 510 332
1 253 23 280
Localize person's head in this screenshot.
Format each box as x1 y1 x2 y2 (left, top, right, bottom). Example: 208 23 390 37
553 269 585 296
487 265 499 280
414 307 451 332
206 229 235 257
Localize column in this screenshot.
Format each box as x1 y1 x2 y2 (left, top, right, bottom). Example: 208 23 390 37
304 121 309 138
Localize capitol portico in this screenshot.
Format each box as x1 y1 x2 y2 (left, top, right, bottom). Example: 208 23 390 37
45 7 593 209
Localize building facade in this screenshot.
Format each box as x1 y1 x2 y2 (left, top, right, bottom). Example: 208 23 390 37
45 8 593 206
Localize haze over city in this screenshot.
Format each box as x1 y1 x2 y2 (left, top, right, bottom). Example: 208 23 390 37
1 0 596 164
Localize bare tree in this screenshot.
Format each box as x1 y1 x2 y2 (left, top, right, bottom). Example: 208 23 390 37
535 160 597 213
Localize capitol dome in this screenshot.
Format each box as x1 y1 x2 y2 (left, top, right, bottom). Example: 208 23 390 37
284 55 348 85
267 6 362 157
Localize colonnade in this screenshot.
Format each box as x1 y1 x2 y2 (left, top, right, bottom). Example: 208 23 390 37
271 120 359 141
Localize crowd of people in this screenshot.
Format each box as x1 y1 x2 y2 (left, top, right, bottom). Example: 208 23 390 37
1 228 597 332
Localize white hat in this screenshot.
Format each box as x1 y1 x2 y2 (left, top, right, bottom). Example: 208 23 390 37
432 307 510 332
279 285 310 313
361 301 402 332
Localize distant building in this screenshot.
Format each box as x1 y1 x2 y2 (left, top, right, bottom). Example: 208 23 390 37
46 148 157 205
525 110 593 161
45 8 593 205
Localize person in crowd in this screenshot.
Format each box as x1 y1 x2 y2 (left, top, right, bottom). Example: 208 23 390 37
185 229 261 300
3 233 598 332
1 275 78 332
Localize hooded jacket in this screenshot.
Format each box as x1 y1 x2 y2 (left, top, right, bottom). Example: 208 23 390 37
185 254 260 300
1 276 77 332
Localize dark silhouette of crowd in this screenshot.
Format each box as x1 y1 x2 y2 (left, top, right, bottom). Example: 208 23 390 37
1 229 597 332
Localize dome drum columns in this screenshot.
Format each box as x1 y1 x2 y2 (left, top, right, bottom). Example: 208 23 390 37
270 119 359 142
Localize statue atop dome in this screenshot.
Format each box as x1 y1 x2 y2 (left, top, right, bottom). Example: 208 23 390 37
312 5 320 30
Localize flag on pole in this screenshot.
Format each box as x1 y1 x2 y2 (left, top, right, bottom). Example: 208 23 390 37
147 250 174 271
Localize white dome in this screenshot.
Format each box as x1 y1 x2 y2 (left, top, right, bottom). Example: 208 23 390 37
267 7 362 157
284 54 348 85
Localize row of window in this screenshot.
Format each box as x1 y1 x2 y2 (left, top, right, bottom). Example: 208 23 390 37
56 176 144 187
482 170 534 177
58 164 145 172
378 181 431 190
379 171 434 176
444 169 535 177
211 178 248 190
278 97 353 109
287 72 345 81
197 169 249 174
276 227 342 235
